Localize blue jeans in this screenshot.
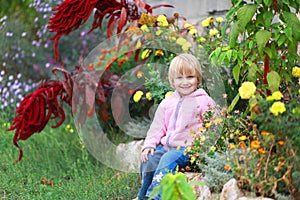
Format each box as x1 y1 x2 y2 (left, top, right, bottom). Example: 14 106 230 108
137 146 188 200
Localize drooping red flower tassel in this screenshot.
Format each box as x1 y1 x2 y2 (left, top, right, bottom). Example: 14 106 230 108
47 0 98 61
7 81 68 163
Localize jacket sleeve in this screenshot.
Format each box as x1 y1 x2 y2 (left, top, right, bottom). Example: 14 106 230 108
142 102 166 150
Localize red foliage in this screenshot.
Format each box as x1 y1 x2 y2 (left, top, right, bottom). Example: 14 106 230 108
48 0 173 61
7 80 68 163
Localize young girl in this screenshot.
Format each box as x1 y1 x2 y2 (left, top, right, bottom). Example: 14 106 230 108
136 53 215 200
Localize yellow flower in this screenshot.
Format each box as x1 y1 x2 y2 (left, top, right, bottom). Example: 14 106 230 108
136 41 142 49
238 135 247 141
210 146 216 151
238 81 256 99
140 24 149 32
190 156 196 163
69 128 74 133
156 30 163 36
229 143 236 149
214 118 223 124
141 49 152 59
270 101 286 116
146 92 152 101
155 49 164 56
184 23 194 30
189 28 198 35
205 123 211 128
216 17 224 23
133 90 143 102
201 18 210 27
266 96 274 101
209 28 219 37
272 91 283 100
198 127 205 133
176 37 187 46
157 15 168 27
292 66 300 77
136 71 144 78
197 37 206 43
182 42 192 52
165 91 173 98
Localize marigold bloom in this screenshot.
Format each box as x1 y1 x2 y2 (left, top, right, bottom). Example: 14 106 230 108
183 23 194 29
201 18 210 27
270 101 286 116
140 24 150 32
292 66 300 77
198 127 205 133
146 92 152 101
278 140 284 145
133 90 143 102
155 49 164 56
182 42 192 52
224 165 231 171
239 142 246 149
238 81 256 99
238 135 247 141
156 30 163 36
261 131 271 136
258 148 266 154
271 91 283 100
189 28 198 35
197 37 206 43
250 140 260 149
165 91 173 98
176 37 187 46
136 71 143 78
216 17 224 23
229 143 236 149
157 15 168 27
141 49 152 59
209 28 219 37
205 123 211 128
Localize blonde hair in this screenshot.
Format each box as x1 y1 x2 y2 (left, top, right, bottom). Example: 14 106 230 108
168 53 202 87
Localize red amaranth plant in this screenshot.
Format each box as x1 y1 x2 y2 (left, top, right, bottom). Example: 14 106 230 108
48 0 173 60
7 66 107 163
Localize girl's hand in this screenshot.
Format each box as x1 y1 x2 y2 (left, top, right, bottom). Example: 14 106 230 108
141 148 154 163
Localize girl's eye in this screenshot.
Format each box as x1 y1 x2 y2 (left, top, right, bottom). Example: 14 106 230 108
187 76 195 79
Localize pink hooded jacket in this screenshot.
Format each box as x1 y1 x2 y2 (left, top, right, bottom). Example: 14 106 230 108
142 88 215 151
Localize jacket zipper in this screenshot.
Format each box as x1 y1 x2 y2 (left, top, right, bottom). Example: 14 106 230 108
166 97 184 147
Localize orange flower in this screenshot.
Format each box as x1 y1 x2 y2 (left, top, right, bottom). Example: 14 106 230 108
239 142 246 149
258 148 266 154
261 131 270 136
224 165 231 171
278 140 284 145
250 140 260 149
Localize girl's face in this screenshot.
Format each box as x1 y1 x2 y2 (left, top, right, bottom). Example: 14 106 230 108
172 73 198 96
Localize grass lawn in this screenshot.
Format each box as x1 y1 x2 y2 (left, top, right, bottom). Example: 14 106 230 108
0 111 140 200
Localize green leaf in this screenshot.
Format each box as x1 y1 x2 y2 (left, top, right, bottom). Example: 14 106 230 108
263 0 272 7
232 65 241 84
263 11 274 28
247 63 258 82
277 35 286 46
255 30 271 54
227 93 240 113
229 23 241 47
282 12 300 41
226 50 233 61
237 4 258 28
267 71 281 92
